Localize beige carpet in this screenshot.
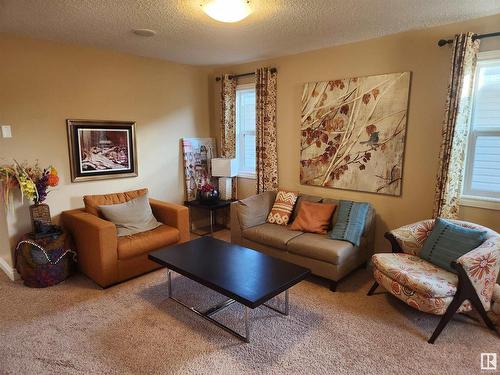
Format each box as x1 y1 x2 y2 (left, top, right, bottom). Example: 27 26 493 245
0 233 498 374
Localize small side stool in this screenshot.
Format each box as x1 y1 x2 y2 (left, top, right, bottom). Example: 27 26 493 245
15 231 76 288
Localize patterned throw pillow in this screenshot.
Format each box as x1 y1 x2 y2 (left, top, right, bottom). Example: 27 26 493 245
266 190 298 226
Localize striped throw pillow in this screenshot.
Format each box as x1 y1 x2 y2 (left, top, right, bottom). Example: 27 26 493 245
267 190 298 226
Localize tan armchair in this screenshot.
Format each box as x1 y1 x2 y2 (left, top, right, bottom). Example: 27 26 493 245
61 189 189 287
367 219 500 343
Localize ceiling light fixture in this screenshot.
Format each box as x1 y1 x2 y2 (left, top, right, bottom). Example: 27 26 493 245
132 29 156 37
202 0 251 23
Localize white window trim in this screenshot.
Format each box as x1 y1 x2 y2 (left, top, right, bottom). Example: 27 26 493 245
238 171 256 180
236 83 257 179
460 195 500 210
460 50 500 211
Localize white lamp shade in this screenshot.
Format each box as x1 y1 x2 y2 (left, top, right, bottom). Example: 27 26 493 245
211 158 238 177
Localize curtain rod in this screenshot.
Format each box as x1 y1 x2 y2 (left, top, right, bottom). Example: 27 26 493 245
215 67 277 81
437 31 500 47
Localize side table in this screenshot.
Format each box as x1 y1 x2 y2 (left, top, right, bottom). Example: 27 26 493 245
184 200 233 236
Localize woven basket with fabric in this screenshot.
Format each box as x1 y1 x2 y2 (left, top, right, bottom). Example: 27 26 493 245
15 233 76 288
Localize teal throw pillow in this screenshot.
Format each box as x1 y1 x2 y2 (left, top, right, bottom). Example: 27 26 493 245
419 218 486 273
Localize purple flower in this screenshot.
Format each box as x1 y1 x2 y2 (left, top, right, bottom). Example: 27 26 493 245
35 171 49 203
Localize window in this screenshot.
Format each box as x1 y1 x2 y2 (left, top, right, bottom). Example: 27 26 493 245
236 84 256 178
462 50 500 209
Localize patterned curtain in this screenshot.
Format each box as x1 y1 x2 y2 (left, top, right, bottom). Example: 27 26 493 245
220 74 237 158
433 33 479 219
256 67 279 193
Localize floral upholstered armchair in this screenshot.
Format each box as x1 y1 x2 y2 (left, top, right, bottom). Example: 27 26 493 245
367 219 500 343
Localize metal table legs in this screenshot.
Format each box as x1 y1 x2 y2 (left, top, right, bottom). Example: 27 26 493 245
209 210 214 234
263 290 289 316
166 269 289 343
188 205 229 236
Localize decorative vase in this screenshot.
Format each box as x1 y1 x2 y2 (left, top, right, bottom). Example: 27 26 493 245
29 203 52 234
198 189 220 204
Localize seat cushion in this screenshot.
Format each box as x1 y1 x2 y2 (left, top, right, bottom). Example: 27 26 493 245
242 223 303 250
117 224 179 260
373 268 471 315
372 253 458 298
287 233 356 265
84 188 148 217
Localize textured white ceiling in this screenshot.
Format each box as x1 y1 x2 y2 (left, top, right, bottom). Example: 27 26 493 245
0 0 499 66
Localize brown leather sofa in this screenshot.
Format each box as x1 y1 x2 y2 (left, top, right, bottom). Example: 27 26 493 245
61 189 189 287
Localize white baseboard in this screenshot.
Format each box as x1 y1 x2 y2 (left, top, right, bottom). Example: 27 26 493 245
0 256 19 281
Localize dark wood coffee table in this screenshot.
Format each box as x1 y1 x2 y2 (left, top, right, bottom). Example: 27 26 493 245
148 236 310 342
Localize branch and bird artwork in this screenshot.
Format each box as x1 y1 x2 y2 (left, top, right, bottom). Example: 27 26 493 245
300 72 410 196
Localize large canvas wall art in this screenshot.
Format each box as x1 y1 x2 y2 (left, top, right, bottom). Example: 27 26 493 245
67 119 137 182
182 138 217 201
300 72 410 196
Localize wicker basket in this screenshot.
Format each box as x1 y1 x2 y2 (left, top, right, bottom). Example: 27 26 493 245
15 233 76 288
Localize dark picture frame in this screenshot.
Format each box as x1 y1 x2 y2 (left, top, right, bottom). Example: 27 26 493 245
67 119 138 182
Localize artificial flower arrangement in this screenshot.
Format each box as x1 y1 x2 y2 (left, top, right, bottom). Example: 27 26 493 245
0 161 59 208
200 183 216 193
197 182 220 204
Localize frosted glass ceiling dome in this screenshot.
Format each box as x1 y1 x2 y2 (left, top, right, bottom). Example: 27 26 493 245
202 0 252 23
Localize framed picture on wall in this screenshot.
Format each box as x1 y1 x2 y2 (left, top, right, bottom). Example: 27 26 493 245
300 72 411 196
67 119 138 182
181 137 217 201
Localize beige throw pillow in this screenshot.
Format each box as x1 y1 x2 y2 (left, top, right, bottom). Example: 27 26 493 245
237 191 277 230
98 194 161 237
266 190 299 226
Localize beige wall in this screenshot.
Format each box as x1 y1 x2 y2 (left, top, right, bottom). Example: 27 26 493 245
209 14 500 252
0 33 210 267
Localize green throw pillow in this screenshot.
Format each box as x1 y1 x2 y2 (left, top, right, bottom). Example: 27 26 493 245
419 218 486 273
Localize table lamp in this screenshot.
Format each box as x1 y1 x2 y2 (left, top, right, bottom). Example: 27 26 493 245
211 158 238 200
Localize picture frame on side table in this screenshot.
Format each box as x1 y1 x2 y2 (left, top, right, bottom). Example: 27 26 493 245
67 119 138 182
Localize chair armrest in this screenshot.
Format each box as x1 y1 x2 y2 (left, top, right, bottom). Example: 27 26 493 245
456 236 500 310
60 209 118 287
149 199 189 243
388 219 435 255
384 232 403 253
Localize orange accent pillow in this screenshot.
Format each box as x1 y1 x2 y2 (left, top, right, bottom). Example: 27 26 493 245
289 201 336 234
266 190 299 226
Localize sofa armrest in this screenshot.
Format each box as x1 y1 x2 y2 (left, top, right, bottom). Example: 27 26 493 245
388 219 435 256
456 236 500 311
60 209 118 287
230 202 243 244
149 199 189 243
360 207 376 254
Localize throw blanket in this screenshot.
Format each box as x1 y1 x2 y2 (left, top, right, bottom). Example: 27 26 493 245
329 200 369 247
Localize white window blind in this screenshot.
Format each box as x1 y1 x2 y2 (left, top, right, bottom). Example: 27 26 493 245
236 84 256 178
462 51 500 202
